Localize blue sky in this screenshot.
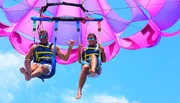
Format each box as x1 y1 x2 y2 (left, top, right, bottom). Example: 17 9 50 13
0 0 180 103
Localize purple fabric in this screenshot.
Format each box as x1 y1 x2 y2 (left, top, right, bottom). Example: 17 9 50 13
4 0 30 23
0 23 9 37
56 48 78 64
98 0 130 33
151 0 180 30
119 20 161 49
0 0 179 64
161 30 180 36
136 0 180 30
0 0 3 8
9 31 34 55
136 0 166 16
125 0 148 22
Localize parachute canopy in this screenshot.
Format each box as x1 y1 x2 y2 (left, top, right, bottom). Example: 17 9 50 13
0 0 179 64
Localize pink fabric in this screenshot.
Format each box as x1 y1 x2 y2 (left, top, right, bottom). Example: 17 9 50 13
136 0 166 17
136 0 180 30
119 20 161 49
56 48 78 64
0 0 179 64
9 31 34 55
125 0 148 22
161 30 180 37
4 0 31 23
0 0 3 8
104 40 120 61
97 0 130 33
0 23 10 37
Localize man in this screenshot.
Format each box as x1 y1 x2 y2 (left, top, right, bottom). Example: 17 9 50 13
20 30 75 81
76 33 106 99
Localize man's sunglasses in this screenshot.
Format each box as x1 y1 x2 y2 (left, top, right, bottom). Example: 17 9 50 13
39 34 47 39
87 37 95 41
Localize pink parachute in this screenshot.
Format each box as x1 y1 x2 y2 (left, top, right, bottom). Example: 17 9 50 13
0 0 179 64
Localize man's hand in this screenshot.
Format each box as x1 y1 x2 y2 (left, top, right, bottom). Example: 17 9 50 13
98 43 104 52
66 40 75 48
78 43 82 52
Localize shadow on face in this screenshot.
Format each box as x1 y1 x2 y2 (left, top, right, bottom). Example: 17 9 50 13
87 33 97 46
39 30 48 44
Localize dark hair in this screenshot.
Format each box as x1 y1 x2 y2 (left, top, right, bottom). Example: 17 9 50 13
38 30 48 35
88 33 97 40
88 33 97 44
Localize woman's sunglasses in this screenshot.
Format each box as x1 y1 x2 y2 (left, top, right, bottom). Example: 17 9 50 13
39 34 47 39
87 37 95 41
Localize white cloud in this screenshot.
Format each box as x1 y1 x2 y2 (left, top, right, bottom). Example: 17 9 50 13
0 51 24 103
0 51 39 87
0 52 140 103
0 90 14 103
93 95 129 103
0 52 23 88
63 96 82 103
25 87 139 103
132 101 139 103
62 89 139 103
35 92 59 103
0 52 24 70
83 84 92 92
84 84 92 89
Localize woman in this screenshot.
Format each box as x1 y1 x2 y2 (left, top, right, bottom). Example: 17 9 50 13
76 33 106 99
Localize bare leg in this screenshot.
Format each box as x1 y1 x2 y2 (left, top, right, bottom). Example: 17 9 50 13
20 64 49 81
30 65 49 79
89 54 97 77
31 63 39 73
20 67 31 81
76 65 89 99
20 63 40 81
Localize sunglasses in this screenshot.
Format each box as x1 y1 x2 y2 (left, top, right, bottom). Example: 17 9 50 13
87 37 95 41
39 34 47 39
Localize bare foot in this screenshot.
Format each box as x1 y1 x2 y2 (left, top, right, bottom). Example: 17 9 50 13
89 69 95 77
97 70 101 74
76 90 82 99
20 67 30 81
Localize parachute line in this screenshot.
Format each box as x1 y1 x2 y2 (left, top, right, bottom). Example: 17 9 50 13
13 0 30 7
87 0 180 12
145 0 152 9
42 1 88 13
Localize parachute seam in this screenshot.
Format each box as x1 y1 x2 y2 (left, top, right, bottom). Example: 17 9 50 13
96 0 117 41
88 1 179 12
145 0 152 9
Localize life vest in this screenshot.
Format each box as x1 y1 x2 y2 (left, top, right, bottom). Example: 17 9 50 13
82 45 100 62
33 43 53 64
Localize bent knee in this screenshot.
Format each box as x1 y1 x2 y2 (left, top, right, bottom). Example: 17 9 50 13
82 65 89 72
31 63 38 70
39 65 49 74
91 54 96 57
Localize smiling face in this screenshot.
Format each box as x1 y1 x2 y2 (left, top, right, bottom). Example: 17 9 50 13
38 30 48 44
87 33 97 46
